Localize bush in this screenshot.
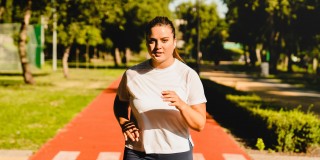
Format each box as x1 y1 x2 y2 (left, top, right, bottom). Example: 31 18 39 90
227 94 320 152
256 138 265 151
253 108 320 152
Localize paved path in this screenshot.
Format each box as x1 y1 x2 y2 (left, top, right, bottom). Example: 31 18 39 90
200 62 320 114
28 78 251 160
0 150 33 160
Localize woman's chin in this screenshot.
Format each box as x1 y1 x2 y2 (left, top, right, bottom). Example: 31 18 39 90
152 55 164 61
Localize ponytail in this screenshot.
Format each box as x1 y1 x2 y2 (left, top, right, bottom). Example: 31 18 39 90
173 49 185 63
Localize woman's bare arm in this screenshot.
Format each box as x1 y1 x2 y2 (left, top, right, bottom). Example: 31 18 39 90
113 95 140 141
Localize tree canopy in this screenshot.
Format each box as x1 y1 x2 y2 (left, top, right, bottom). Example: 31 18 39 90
223 0 320 72
1 0 227 64
175 1 227 63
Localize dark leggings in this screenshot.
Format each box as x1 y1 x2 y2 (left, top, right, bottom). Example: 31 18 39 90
123 147 193 160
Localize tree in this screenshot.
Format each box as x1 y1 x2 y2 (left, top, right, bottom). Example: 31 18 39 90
18 0 35 84
122 0 172 52
51 0 111 77
1 0 50 83
224 0 320 74
100 0 126 67
176 1 224 63
102 0 173 67
0 0 13 23
76 25 103 68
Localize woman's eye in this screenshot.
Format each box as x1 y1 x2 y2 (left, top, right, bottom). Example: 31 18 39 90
148 40 155 44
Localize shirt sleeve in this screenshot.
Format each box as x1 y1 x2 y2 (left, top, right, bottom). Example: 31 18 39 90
187 70 207 105
117 71 130 101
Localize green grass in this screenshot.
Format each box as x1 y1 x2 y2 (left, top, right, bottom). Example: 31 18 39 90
0 67 125 150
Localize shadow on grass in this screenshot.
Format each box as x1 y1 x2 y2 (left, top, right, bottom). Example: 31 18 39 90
0 79 25 87
0 79 54 87
68 64 129 70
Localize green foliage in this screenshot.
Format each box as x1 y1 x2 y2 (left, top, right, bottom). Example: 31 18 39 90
53 0 107 47
255 108 320 152
255 138 265 151
2 0 176 56
175 1 227 60
77 25 103 46
227 93 320 153
223 0 320 73
120 0 172 52
0 0 13 23
226 94 261 102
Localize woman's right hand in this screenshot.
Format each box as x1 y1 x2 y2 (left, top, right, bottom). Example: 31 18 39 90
121 121 140 142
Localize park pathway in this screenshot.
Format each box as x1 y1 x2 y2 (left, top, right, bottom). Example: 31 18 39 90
200 62 320 114
29 77 251 160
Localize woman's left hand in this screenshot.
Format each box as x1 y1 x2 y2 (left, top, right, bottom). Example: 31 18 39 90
161 90 187 111
162 90 206 131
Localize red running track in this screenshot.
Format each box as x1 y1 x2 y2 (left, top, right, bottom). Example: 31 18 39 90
29 78 251 160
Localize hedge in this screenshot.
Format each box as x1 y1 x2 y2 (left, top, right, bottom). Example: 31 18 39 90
227 94 320 152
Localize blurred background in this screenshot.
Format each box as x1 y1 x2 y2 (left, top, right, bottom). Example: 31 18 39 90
1 0 319 82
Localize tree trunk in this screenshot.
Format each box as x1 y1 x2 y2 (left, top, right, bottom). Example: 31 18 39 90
93 47 97 69
286 53 293 73
121 48 127 66
76 47 79 68
0 6 4 23
62 46 71 78
313 57 318 74
112 48 121 67
249 44 257 67
123 48 131 66
256 44 263 63
85 42 89 69
243 45 249 66
269 31 280 74
18 0 35 84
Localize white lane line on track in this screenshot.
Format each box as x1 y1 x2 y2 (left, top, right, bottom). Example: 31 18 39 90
52 151 207 160
223 153 247 160
97 152 121 160
193 153 206 160
52 151 80 160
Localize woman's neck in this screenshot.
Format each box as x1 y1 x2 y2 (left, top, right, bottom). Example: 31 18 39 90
150 58 175 69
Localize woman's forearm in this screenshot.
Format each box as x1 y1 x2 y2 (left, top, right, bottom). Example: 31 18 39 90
161 90 206 131
114 95 140 141
178 103 206 132
113 95 130 125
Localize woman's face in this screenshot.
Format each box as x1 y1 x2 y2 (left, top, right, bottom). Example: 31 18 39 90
147 25 176 68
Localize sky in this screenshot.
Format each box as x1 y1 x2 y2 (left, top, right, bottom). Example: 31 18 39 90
169 0 228 18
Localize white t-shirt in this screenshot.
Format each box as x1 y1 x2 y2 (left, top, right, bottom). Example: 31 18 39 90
117 58 207 154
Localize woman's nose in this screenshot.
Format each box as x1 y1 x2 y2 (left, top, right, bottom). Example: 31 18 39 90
155 41 161 49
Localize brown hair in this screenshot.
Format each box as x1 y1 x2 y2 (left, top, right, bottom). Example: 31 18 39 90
145 16 184 62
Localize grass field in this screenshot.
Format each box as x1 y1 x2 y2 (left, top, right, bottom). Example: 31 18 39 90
0 66 125 150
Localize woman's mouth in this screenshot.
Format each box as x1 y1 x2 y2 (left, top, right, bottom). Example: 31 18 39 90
152 52 163 56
